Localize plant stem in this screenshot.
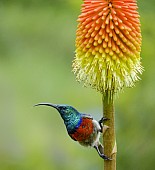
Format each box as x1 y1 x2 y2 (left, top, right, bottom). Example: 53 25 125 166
103 94 116 170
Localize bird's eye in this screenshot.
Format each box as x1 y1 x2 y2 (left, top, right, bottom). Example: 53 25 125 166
60 106 65 110
59 106 70 114
60 106 68 112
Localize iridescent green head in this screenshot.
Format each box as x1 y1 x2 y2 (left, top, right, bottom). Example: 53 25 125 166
34 103 81 131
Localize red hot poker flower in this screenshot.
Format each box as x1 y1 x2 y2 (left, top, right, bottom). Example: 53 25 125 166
73 0 143 97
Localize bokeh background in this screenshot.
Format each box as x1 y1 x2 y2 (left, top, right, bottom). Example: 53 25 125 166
0 0 154 169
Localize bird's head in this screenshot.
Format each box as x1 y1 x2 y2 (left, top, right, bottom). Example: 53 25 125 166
34 103 79 121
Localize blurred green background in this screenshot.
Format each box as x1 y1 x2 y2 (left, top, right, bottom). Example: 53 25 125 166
0 0 154 170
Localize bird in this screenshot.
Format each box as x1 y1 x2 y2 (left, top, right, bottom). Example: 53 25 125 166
34 102 111 160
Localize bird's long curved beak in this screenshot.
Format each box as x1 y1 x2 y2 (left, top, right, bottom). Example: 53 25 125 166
34 103 58 109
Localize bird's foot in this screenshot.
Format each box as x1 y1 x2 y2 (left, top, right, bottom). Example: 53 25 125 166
99 117 110 124
98 117 110 133
100 154 112 161
94 145 112 161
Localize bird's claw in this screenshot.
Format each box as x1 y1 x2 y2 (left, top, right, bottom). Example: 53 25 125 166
98 117 110 133
99 117 110 123
101 154 112 161
94 145 112 161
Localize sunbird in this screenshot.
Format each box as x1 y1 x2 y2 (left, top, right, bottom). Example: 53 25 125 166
35 103 111 160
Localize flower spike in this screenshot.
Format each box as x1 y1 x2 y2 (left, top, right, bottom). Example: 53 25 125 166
73 0 143 98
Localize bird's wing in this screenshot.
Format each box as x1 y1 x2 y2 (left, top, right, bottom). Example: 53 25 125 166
81 113 93 119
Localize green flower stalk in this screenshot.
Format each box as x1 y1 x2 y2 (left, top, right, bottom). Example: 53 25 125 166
73 0 143 98
73 0 143 170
